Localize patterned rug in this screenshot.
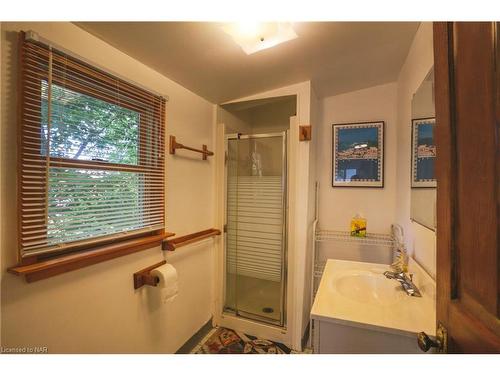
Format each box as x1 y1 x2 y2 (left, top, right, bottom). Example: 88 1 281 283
193 327 292 354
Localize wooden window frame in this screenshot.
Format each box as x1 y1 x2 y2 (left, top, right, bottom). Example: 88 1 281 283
9 31 171 282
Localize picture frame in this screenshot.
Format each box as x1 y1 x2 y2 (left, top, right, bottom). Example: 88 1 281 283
332 121 384 188
411 117 436 188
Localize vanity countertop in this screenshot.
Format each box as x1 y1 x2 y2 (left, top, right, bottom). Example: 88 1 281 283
311 258 436 338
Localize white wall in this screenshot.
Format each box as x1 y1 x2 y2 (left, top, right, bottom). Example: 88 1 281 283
395 22 436 278
249 99 296 134
216 106 252 134
218 96 296 135
315 23 435 278
1 22 215 353
317 82 398 234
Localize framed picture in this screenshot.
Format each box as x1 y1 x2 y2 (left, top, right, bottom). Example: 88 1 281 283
411 117 436 188
332 121 384 188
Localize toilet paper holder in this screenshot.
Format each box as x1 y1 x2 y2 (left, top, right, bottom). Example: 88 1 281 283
133 260 166 289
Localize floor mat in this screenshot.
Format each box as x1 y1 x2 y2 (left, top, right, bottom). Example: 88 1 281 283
193 327 292 354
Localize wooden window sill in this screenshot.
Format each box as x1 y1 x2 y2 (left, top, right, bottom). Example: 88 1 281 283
8 232 175 283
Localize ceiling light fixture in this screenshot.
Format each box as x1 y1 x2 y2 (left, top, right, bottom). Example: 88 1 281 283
222 22 298 55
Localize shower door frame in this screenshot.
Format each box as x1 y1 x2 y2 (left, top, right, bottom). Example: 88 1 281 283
223 131 288 328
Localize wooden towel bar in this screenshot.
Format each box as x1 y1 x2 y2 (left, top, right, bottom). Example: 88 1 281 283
169 135 214 160
162 228 221 251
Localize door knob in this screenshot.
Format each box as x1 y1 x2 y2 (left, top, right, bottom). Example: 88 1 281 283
417 323 448 353
417 332 439 352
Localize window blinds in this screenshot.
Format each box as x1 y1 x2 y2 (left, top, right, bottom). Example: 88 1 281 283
18 31 166 258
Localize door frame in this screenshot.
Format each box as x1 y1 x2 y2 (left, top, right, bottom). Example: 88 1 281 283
213 120 299 349
222 131 288 327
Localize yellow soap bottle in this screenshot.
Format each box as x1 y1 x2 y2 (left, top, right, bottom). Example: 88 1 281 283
350 214 367 237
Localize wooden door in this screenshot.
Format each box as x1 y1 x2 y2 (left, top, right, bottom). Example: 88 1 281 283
434 22 500 353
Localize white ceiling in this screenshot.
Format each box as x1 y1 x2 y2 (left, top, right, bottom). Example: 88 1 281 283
75 22 419 104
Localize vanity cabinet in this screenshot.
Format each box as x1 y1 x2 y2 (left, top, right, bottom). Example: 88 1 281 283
314 320 427 354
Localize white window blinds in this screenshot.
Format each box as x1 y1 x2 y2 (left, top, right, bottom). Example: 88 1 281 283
18 31 166 258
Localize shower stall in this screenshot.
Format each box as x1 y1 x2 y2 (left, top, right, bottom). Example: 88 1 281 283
223 132 288 327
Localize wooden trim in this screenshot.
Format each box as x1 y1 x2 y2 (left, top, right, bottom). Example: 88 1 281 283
162 228 221 251
434 21 455 334
17 31 26 264
299 125 312 141
21 228 172 261
8 232 175 283
496 22 500 320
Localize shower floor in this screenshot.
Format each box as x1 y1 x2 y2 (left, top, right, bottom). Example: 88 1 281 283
225 274 282 323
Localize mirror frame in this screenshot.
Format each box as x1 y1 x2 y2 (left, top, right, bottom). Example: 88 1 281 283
410 67 436 231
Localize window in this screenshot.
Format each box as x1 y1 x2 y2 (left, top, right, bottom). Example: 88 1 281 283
18 32 166 260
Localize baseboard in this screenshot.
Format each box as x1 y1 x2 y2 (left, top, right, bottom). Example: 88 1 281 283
175 318 214 354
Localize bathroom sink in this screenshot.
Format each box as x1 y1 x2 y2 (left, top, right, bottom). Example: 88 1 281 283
335 271 403 306
311 259 436 343
311 259 436 353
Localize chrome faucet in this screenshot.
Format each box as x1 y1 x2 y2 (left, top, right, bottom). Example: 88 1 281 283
383 271 422 297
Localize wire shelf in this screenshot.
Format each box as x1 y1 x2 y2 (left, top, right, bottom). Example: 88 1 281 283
314 261 326 278
315 229 394 248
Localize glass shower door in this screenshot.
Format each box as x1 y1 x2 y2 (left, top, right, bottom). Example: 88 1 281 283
224 132 287 326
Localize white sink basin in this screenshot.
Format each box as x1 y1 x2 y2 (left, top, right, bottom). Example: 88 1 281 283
335 271 404 306
311 259 436 338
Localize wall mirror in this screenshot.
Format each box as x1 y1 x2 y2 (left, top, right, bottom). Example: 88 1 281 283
410 67 436 231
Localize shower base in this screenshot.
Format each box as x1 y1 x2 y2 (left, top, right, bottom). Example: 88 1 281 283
225 274 282 323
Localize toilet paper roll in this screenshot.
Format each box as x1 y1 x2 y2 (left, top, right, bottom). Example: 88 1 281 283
151 263 178 303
